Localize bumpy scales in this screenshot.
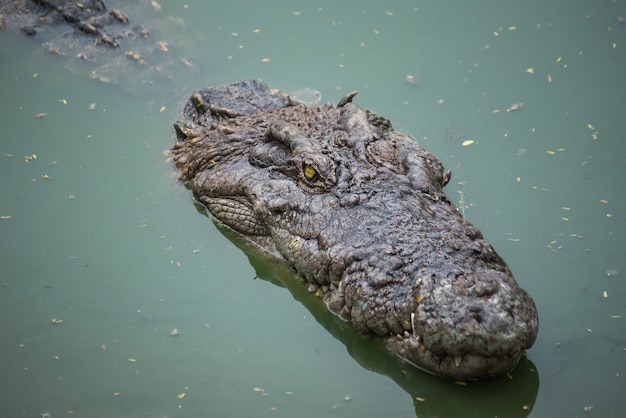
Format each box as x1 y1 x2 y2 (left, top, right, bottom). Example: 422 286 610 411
171 80 538 379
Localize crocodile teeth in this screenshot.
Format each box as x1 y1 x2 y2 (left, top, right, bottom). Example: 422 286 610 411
454 355 463 368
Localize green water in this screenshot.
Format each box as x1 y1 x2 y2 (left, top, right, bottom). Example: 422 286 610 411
1 1 625 417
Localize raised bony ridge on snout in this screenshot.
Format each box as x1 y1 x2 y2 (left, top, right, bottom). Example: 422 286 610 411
171 80 539 380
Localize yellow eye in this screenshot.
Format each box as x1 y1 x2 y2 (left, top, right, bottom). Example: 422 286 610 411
303 164 317 180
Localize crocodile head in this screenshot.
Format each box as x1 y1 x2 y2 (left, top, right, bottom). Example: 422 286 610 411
171 80 538 379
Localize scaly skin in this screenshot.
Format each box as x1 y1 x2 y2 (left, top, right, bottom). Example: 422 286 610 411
171 80 538 379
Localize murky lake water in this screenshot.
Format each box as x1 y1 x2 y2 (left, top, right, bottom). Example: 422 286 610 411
1 1 625 417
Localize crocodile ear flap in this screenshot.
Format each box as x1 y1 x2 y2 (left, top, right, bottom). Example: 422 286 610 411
249 140 291 168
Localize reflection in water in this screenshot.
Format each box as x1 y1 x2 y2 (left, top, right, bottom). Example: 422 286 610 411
208 210 540 418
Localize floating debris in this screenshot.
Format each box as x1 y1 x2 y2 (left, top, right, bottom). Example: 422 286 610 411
507 102 524 112
606 269 619 277
405 74 421 86
35 113 48 119
171 328 181 336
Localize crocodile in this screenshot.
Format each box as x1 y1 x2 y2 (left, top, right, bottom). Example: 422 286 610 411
170 79 539 380
0 0 191 89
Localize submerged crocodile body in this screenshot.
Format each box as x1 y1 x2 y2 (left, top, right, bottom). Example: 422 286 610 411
171 80 538 380
0 0 190 89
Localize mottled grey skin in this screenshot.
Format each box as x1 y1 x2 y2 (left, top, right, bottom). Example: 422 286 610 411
171 80 538 380
0 0 179 88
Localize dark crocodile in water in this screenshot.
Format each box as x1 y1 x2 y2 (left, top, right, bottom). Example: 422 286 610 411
0 0 193 89
0 0 143 48
171 80 539 380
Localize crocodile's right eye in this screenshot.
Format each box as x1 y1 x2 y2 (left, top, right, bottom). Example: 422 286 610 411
297 156 336 193
303 164 317 180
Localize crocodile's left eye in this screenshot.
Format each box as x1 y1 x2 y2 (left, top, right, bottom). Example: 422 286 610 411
303 164 318 181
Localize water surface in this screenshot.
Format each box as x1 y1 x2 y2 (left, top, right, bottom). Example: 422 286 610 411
1 1 625 417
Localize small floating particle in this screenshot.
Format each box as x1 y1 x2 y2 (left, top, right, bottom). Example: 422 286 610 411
50 319 63 324
89 103 96 110
344 396 352 402
35 113 48 119
561 217 569 221
546 150 556 155
253 387 265 393
461 139 475 147
526 67 534 74
606 269 618 277
587 123 595 130
113 392 120 396
522 404 531 410
547 74 552 83
159 106 166 113
507 102 524 112
61 99 67 105
177 392 186 399
67 195 76 200
252 28 261 33
508 26 517 30
454 381 467 386
128 358 137 362
261 58 271 62
171 328 181 336
415 397 426 402
405 74 421 86
0 215 12 219
41 174 50 180
151 1 161 12
293 11 301 16
602 290 608 298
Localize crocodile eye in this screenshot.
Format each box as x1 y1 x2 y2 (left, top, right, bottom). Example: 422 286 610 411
303 164 317 180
